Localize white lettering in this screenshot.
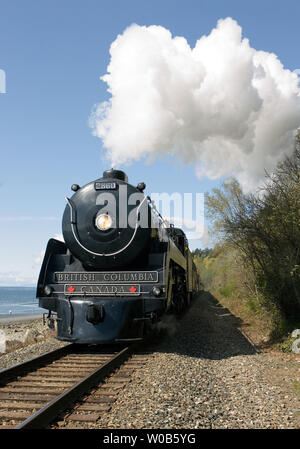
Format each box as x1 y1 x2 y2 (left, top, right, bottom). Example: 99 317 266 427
0 69 6 94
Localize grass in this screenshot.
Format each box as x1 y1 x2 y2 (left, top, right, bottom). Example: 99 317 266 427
218 282 236 298
293 381 300 396
195 244 300 351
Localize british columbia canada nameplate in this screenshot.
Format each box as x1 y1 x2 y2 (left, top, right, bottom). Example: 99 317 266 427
64 284 140 296
55 271 158 284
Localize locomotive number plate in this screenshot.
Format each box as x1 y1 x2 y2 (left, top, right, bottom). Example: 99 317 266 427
64 284 140 296
94 182 117 190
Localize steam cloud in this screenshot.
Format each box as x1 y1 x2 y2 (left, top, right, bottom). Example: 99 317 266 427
90 18 300 192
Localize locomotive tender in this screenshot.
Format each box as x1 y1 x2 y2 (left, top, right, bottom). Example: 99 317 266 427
37 169 200 344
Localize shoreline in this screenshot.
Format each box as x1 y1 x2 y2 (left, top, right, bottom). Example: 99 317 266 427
0 313 44 325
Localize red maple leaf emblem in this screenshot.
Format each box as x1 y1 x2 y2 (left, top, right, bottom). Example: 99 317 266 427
129 286 137 293
67 285 75 293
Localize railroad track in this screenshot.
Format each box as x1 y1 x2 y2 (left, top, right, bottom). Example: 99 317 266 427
0 343 149 429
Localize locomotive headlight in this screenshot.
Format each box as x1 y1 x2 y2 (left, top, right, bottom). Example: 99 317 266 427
44 285 53 296
95 213 113 231
152 286 161 297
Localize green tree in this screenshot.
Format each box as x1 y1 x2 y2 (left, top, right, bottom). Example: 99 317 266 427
205 137 300 319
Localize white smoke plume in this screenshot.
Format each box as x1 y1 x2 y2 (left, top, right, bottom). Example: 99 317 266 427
90 18 300 192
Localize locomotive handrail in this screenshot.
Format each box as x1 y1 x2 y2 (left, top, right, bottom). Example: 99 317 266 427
147 195 170 229
65 195 148 257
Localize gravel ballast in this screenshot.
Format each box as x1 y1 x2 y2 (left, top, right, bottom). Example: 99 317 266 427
0 292 299 428
96 292 300 429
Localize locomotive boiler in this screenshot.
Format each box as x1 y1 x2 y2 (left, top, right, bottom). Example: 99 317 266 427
37 169 200 344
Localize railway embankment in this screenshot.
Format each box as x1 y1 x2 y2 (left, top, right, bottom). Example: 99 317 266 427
90 291 300 429
0 291 299 428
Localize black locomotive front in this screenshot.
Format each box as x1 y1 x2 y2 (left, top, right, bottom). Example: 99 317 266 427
62 169 151 269
37 169 167 344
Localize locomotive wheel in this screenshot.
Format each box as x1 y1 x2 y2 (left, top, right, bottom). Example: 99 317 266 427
171 291 186 315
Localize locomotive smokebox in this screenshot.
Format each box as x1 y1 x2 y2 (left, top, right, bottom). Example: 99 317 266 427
62 169 151 269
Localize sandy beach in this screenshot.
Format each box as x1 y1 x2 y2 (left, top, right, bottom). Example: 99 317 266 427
0 313 44 325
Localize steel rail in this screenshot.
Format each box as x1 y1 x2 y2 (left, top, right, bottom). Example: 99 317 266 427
14 345 133 429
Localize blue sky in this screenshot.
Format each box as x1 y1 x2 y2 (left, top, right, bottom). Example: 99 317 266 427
0 0 300 286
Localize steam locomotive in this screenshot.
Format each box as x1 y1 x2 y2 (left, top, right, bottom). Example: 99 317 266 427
37 169 201 344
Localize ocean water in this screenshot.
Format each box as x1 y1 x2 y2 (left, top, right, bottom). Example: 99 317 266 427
0 287 41 316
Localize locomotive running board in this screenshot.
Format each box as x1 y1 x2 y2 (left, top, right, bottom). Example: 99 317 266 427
114 337 144 342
